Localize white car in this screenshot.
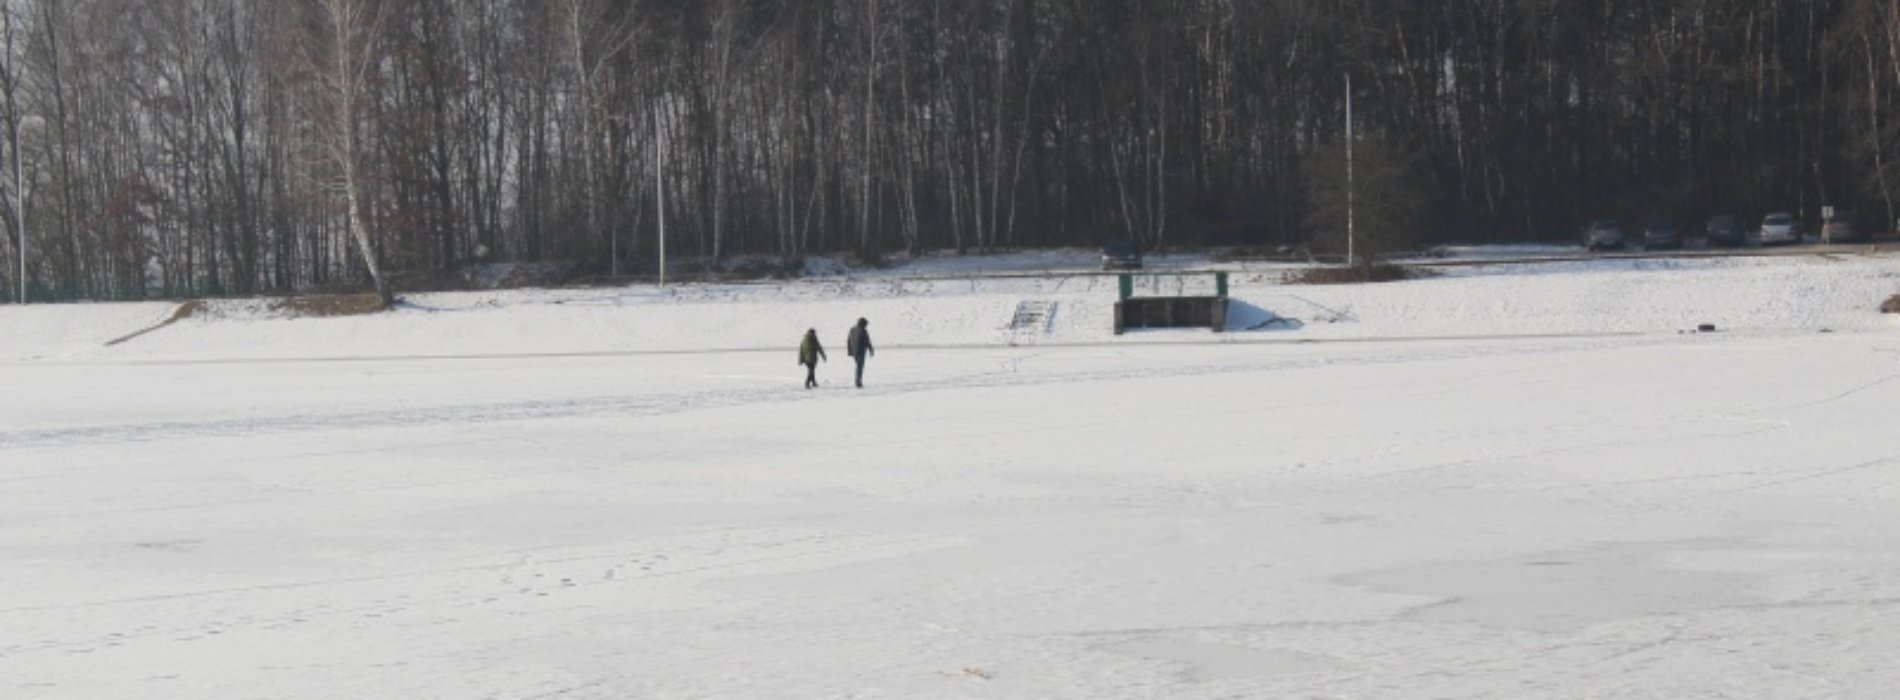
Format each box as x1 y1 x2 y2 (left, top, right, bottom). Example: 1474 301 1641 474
1582 220 1626 251
1757 213 1801 245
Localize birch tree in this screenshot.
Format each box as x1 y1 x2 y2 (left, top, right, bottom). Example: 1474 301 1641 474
301 0 392 306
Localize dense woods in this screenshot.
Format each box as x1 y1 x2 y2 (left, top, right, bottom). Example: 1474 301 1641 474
3 0 1899 301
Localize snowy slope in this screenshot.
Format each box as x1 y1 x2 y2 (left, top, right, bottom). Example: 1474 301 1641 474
0 301 178 361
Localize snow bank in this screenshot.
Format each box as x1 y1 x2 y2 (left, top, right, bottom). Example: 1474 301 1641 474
1 254 1896 362
0 302 179 360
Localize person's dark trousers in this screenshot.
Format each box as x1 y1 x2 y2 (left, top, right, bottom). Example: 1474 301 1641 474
805 364 818 389
852 355 866 388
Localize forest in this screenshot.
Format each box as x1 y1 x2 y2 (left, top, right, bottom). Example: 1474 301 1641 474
2 0 1898 302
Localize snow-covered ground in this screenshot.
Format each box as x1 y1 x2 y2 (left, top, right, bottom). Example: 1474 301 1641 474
5 252 1900 698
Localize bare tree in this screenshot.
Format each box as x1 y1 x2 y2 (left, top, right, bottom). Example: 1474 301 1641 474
0 2 27 303
300 0 392 306
1 0 1896 300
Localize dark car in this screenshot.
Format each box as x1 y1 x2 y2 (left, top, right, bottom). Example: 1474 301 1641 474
1821 210 1868 244
1706 215 1745 247
1642 223 1682 250
1101 239 1143 270
1582 220 1626 251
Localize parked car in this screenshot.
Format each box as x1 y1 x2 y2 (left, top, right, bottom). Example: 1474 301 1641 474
1821 210 1869 244
1642 223 1682 250
1582 220 1627 251
1101 239 1143 270
1706 214 1745 247
1757 212 1801 245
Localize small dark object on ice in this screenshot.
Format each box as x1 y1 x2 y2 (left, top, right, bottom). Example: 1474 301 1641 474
1696 323 1717 333
1882 295 1900 314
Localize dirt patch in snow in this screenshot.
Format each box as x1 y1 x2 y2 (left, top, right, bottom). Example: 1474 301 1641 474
169 300 207 321
103 301 207 346
1285 264 1436 285
271 294 389 318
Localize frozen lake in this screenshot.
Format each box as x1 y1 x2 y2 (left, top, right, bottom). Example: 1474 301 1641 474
5 254 1900 698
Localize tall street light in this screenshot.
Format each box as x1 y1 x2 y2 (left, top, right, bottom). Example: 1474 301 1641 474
1345 73 1355 270
655 110 666 288
11 115 40 304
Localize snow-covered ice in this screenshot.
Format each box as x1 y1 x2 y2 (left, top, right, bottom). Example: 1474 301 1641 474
5 253 1900 698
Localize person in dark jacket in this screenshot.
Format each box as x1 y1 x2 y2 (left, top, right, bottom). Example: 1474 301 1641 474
798 328 827 389
845 317 874 388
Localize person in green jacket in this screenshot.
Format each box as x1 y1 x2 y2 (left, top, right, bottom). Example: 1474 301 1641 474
798 328 827 389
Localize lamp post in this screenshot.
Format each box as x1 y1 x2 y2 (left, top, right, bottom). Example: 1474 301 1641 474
1345 73 1355 270
655 111 666 288
604 110 666 288
608 204 616 279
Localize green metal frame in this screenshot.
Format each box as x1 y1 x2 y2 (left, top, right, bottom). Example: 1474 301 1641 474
1117 272 1228 301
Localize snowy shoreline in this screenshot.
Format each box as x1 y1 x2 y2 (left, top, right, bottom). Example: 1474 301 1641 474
3 252 1896 363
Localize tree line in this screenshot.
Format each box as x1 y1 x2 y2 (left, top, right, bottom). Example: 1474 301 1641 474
2 0 1898 302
